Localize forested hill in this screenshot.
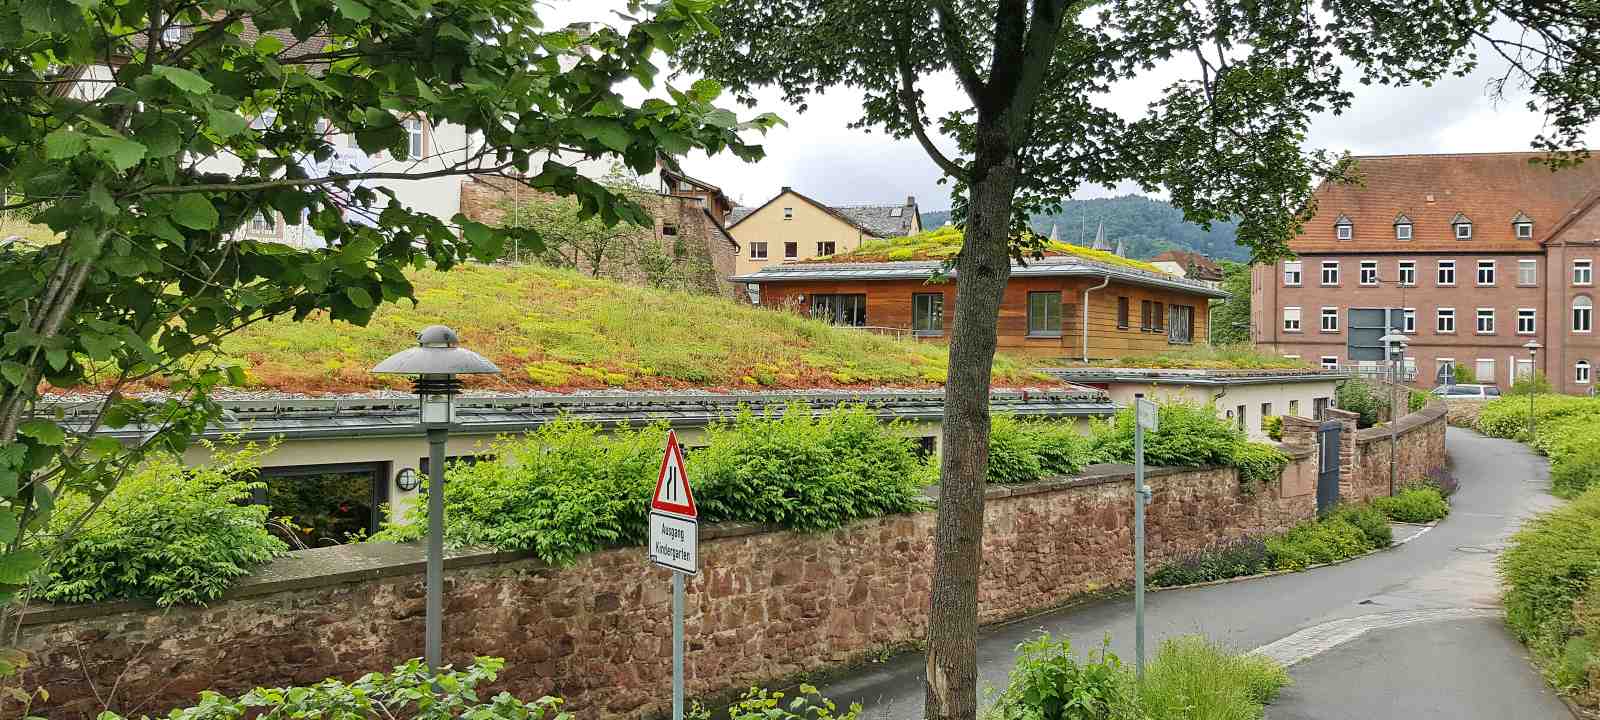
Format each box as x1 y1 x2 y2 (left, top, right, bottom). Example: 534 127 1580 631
919 194 1247 261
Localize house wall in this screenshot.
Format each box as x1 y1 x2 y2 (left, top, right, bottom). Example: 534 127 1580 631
1544 213 1600 395
753 276 1210 358
1087 379 1340 441
18 458 1319 720
730 191 873 278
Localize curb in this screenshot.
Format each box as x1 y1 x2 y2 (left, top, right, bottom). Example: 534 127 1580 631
1149 519 1439 594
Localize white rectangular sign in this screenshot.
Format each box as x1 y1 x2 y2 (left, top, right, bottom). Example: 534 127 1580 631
649 511 698 575
1136 398 1159 432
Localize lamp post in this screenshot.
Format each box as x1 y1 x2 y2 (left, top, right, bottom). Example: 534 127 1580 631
1523 339 1542 441
372 325 499 675
1381 332 1408 496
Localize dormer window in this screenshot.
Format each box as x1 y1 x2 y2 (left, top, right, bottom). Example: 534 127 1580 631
1394 213 1413 241
1512 211 1533 239
1334 214 1353 241
1452 212 1473 240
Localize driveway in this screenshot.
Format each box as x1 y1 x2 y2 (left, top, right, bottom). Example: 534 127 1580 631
813 428 1570 719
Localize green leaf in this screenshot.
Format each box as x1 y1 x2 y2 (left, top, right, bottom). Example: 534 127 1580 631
703 109 738 129
18 420 65 446
43 129 87 159
44 348 67 371
84 436 122 459
253 34 284 55
172 194 219 230
152 65 213 94
344 287 374 308
208 108 249 138
689 78 722 103
334 0 371 20
0 550 43 585
574 118 632 153
88 136 148 171
0 513 17 545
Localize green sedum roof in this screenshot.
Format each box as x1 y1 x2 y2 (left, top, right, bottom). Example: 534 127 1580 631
822 226 1171 275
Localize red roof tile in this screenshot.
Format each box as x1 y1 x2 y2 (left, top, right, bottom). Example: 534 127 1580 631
1292 152 1600 253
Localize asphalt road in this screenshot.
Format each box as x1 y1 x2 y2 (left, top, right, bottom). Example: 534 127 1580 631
813 428 1570 720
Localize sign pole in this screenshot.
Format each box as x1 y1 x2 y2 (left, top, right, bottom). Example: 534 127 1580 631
1133 393 1155 681
649 430 699 720
672 572 685 720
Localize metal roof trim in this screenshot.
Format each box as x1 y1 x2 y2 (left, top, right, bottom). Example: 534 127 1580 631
732 259 1230 298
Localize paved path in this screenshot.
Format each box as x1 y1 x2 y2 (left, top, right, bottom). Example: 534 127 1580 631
814 428 1569 719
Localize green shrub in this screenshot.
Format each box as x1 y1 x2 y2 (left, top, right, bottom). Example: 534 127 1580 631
989 633 1143 720
1372 485 1449 523
1136 636 1290 720
38 443 288 606
1501 487 1600 696
1261 415 1283 441
1454 362 1475 385
1408 389 1429 413
1264 508 1387 572
1509 371 1555 396
375 405 933 563
1150 537 1272 587
1091 401 1244 469
1327 504 1393 548
1334 379 1385 429
1232 443 1289 487
986 414 1094 483
696 685 860 720
1552 449 1600 500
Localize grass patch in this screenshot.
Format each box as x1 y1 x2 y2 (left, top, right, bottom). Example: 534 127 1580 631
1501 486 1600 704
1137 636 1290 720
1065 343 1311 371
1372 484 1449 523
823 225 1171 275
210 264 1045 393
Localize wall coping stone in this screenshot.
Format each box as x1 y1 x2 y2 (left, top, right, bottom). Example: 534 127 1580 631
1354 399 1447 443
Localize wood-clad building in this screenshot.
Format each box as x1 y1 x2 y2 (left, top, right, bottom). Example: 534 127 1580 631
732 258 1227 359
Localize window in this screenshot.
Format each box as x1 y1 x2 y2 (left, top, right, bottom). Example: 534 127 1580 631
248 212 275 235
1578 360 1592 385
1576 260 1594 286
1516 222 1533 239
1454 215 1473 239
1360 260 1378 286
1168 305 1194 344
1576 296 1594 333
1236 405 1247 431
783 207 793 220
1027 292 1062 337
662 223 678 237
1437 260 1456 286
1283 261 1302 286
1519 259 1538 286
1403 308 1416 334
1320 307 1339 332
783 241 797 259
816 241 836 256
1321 261 1339 285
749 241 768 260
1140 300 1153 331
1437 307 1456 333
162 25 182 42
1153 302 1165 331
1288 399 1300 416
1116 297 1130 329
912 293 944 336
404 117 424 158
1260 403 1273 429
1476 359 1496 384
1517 358 1534 381
1336 224 1353 240
1398 260 1416 286
810 294 866 326
1396 223 1412 241
1320 356 1338 369
1477 260 1496 286
1518 308 1537 335
1476 308 1495 334
1284 307 1302 332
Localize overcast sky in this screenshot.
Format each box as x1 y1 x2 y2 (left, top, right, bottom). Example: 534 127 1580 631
547 2 1598 212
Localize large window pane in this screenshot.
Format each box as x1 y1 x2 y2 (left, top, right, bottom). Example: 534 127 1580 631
1027 292 1062 336
913 293 943 335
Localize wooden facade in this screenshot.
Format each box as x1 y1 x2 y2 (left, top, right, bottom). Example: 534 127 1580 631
754 275 1212 359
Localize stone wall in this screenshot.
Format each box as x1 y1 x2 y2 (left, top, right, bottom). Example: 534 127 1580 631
18 460 1317 719
1352 399 1449 500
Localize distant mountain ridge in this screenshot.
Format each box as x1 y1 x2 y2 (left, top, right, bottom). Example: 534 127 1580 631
919 195 1247 262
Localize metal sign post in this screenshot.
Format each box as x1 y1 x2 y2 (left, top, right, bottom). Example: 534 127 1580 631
649 430 698 720
1133 394 1157 680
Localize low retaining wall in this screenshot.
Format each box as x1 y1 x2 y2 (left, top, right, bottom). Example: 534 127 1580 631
18 457 1317 719
1350 399 1449 501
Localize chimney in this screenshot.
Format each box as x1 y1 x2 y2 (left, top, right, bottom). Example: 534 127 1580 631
906 195 915 206
781 186 792 193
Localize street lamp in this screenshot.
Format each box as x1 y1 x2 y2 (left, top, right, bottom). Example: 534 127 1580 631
1381 332 1409 496
372 324 499 675
1523 339 1542 441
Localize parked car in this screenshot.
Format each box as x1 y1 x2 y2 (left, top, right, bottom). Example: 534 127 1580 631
1430 383 1501 399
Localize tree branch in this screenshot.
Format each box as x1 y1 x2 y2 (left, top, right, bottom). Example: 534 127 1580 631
932 0 987 104
893 26 968 181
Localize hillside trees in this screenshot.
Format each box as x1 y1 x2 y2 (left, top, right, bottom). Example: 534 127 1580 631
676 2 1600 719
0 0 777 655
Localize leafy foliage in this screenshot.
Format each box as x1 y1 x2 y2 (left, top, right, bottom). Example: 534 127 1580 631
1509 371 1556 397
37 443 286 606
1261 416 1283 442
374 406 932 564
1089 401 1286 487
694 684 862 720
1501 487 1600 699
1230 443 1290 488
925 196 1250 263
1136 636 1290 720
1334 379 1387 429
1209 262 1253 345
1372 485 1449 523
827 226 1169 275
1265 505 1391 571
989 634 1143 720
985 415 1094 484
93 656 567 720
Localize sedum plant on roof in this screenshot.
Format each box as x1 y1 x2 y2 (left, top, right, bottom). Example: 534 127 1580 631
824 226 1170 275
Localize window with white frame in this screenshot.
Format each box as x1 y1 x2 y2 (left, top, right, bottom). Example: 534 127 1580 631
1403 308 1416 334
1578 360 1592 385
1577 260 1594 286
1516 221 1533 239
1360 260 1378 285
1519 259 1538 286
1476 359 1495 384
1576 296 1594 333
1476 308 1496 334
162 25 182 42
1396 222 1412 241
783 207 794 220
1517 358 1535 381
749 241 768 260
1437 260 1456 286
1284 307 1302 332
1336 222 1353 240
1320 356 1338 369
1477 260 1496 286
404 118 424 158
1283 261 1302 286
1321 307 1339 332
1437 307 1456 333
1455 218 1473 239
1398 260 1416 286
247 212 275 235
1438 358 1455 378
1518 308 1537 335
1321 261 1339 285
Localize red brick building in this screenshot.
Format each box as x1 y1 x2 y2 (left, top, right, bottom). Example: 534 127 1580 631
1252 152 1600 394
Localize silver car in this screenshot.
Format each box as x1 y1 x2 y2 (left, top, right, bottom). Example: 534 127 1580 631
1431 383 1501 399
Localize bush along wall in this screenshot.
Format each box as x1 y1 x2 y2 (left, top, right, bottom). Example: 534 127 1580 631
1502 486 1600 706
1089 401 1289 488
1150 503 1393 585
1477 395 1600 498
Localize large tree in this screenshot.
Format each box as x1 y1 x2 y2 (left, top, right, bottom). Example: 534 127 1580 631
677 2 1598 718
0 0 776 658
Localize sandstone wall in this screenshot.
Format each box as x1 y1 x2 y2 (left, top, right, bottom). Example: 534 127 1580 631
1352 399 1449 500
18 460 1316 719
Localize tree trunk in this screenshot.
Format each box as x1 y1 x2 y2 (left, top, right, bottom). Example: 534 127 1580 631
924 143 1017 720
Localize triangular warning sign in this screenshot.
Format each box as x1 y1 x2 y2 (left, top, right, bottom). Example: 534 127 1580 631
651 430 697 519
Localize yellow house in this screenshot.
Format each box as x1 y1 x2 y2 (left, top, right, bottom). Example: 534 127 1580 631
727 187 922 279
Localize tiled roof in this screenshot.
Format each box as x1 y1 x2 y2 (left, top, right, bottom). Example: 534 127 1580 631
833 202 919 237
1293 152 1600 253
726 206 755 226
1149 250 1223 279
